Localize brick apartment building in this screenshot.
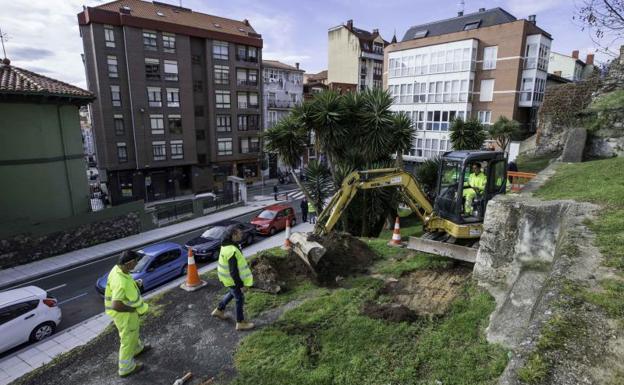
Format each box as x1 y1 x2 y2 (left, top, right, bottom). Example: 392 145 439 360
78 0 263 205
385 8 552 163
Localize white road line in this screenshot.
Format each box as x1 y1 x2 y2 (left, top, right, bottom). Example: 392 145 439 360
58 292 89 305
45 284 67 292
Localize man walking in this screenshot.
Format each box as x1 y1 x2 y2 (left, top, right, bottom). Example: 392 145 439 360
104 250 150 377
273 184 279 201
308 200 317 224
211 226 255 330
300 197 308 223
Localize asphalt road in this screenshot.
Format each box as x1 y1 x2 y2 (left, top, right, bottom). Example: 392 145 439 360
0 195 305 359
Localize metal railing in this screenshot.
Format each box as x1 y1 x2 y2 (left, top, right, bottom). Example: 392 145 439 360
153 200 194 225
267 100 295 109
507 171 537 192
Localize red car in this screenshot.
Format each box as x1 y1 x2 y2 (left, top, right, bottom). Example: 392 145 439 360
251 204 296 236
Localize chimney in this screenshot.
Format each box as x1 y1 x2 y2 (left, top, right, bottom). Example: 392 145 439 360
457 11 464 16
372 28 379 35
243 19 249 26
295 62 300 70
572 50 579 59
346 19 353 29
585 54 594 65
527 15 536 24
478 8 486 12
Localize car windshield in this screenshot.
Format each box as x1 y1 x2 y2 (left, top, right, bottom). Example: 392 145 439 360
257 210 276 220
131 252 150 273
201 226 227 239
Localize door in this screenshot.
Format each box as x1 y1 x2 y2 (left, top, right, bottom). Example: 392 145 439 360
275 210 286 230
161 249 183 281
0 300 39 351
145 250 181 289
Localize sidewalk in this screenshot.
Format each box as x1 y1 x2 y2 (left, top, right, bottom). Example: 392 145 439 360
0 222 313 385
0 200 276 291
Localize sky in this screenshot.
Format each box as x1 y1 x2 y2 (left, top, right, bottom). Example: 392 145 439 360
0 0 614 89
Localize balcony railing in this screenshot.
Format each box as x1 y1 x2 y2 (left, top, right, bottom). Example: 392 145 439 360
236 56 258 63
238 102 259 109
237 79 258 87
267 100 295 109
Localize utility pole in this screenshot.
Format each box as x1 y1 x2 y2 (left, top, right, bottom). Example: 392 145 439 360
0 27 9 59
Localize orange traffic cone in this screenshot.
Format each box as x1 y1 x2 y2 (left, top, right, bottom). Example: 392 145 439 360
387 216 403 247
283 219 292 250
180 248 207 292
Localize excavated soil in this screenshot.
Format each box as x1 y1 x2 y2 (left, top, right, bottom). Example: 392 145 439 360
250 250 311 293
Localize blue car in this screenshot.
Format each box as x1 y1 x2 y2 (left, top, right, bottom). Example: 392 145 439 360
96 242 187 294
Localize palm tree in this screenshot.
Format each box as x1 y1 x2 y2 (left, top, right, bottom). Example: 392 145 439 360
391 111 415 168
450 118 487 150
488 116 520 154
302 160 333 213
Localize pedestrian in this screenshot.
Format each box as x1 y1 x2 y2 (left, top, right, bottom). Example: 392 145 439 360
300 197 308 223
308 200 317 224
211 226 255 330
104 250 150 377
273 184 279 201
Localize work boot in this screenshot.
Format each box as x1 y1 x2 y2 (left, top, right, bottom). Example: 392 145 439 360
211 308 228 320
134 343 151 357
119 363 143 378
236 321 255 331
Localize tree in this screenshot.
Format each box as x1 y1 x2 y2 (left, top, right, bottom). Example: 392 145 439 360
302 160 333 213
450 118 487 150
391 111 415 168
415 156 442 201
488 116 520 154
575 0 624 57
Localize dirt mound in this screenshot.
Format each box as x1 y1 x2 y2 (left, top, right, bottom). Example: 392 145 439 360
362 302 419 323
308 232 376 285
250 250 310 293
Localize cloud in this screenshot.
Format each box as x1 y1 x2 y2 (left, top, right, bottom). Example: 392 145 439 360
9 46 54 61
505 0 566 16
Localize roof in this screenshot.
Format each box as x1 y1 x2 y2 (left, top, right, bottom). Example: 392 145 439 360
443 150 506 162
0 60 93 101
91 0 257 38
547 73 572 84
262 60 304 72
138 242 181 256
305 70 327 81
0 286 46 307
402 8 518 41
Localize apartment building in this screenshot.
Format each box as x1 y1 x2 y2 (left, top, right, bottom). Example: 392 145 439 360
386 8 551 163
78 0 263 204
303 70 328 100
328 20 387 92
548 50 596 82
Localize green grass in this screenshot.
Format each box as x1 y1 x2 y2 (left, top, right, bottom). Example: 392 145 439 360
589 90 624 111
515 152 559 173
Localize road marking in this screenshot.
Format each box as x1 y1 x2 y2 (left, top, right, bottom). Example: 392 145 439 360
45 284 67 292
58 292 89 305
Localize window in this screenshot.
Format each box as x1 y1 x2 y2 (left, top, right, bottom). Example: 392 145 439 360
194 105 204 117
483 46 498 70
117 142 128 162
168 115 182 134
107 56 118 78
145 58 160 80
164 60 178 81
104 25 115 47
214 65 229 85
147 87 162 107
170 140 183 159
240 137 260 153
237 68 258 86
525 43 538 69
166 88 180 107
111 85 121 107
193 81 204 92
217 138 233 155
373 42 384 54
237 45 258 62
479 79 494 102
114 114 124 135
216 90 231 109
162 33 175 53
463 21 480 31
238 92 258 109
152 141 166 161
196 130 206 140
143 30 157 50
412 29 428 39
478 111 492 126
237 115 259 131
150 114 164 135
191 54 201 65
216 115 231 132
213 41 229 60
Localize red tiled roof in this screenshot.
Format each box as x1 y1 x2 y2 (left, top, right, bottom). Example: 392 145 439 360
0 60 93 100
262 60 304 72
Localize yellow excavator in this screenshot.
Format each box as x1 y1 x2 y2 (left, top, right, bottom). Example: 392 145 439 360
290 150 508 268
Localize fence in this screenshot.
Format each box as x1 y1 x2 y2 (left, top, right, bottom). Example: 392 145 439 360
202 192 237 215
152 200 195 225
507 171 537 192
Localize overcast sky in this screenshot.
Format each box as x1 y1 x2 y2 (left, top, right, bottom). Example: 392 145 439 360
0 0 613 89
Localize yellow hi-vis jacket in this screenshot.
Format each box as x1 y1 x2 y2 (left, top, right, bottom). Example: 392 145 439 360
104 265 149 316
307 201 316 213
217 244 253 287
467 172 487 193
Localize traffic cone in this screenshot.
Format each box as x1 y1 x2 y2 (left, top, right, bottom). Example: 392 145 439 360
387 216 403 247
283 219 292 250
180 248 207 292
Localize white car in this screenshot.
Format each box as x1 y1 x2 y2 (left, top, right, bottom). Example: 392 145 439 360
0 286 62 353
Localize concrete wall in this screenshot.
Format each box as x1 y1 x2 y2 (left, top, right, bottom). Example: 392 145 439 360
328 26 359 86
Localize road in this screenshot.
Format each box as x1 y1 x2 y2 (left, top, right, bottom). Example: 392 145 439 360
0 194 305 359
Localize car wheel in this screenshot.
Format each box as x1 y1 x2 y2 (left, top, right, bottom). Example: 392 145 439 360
269 227 276 236
181 264 188 276
29 322 56 343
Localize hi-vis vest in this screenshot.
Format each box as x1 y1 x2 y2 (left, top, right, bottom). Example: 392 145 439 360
468 172 487 193
217 244 253 287
104 265 149 317
307 201 316 213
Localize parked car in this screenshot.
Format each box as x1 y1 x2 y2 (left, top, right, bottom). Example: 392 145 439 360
95 242 187 294
251 204 296 236
185 220 256 262
0 286 62 353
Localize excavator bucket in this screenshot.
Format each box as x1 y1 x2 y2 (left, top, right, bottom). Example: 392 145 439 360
289 232 326 271
407 236 477 263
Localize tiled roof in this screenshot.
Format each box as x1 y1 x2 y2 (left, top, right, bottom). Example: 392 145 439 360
262 60 304 72
94 0 257 37
0 60 93 100
305 70 327 81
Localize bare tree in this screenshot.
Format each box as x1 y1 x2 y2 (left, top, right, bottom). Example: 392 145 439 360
575 0 624 57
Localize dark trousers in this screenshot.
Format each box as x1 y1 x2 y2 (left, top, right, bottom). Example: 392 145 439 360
218 287 245 322
301 210 308 222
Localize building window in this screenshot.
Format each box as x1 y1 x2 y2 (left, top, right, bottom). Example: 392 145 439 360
214 65 230 85
114 114 124 135
150 114 164 135
521 78 533 102
116 142 127 162
237 92 258 109
162 33 175 53
483 46 498 70
237 68 258 86
170 140 183 159
166 88 180 107
478 111 492 126
145 58 160 80
194 105 204 117
236 45 257 62
193 81 204 92
217 138 233 155
196 130 206 140
107 56 118 78
538 43 549 71
373 42 384 54
216 90 231 109
168 115 182 134
164 60 178 81
240 137 259 153
147 87 162 107
216 115 231 132
152 141 166 161
422 110 463 131
111 85 121 107
267 110 278 128
463 21 480 31
213 41 229 60
191 55 201 65
143 30 157 51
479 79 494 102
525 43 538 69
104 25 115 48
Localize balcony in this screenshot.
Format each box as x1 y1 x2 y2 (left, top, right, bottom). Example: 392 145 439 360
238 102 259 109
237 79 259 87
360 51 384 61
267 100 295 109
236 55 258 63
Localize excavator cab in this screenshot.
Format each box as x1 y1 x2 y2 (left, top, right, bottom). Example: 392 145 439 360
434 151 508 225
